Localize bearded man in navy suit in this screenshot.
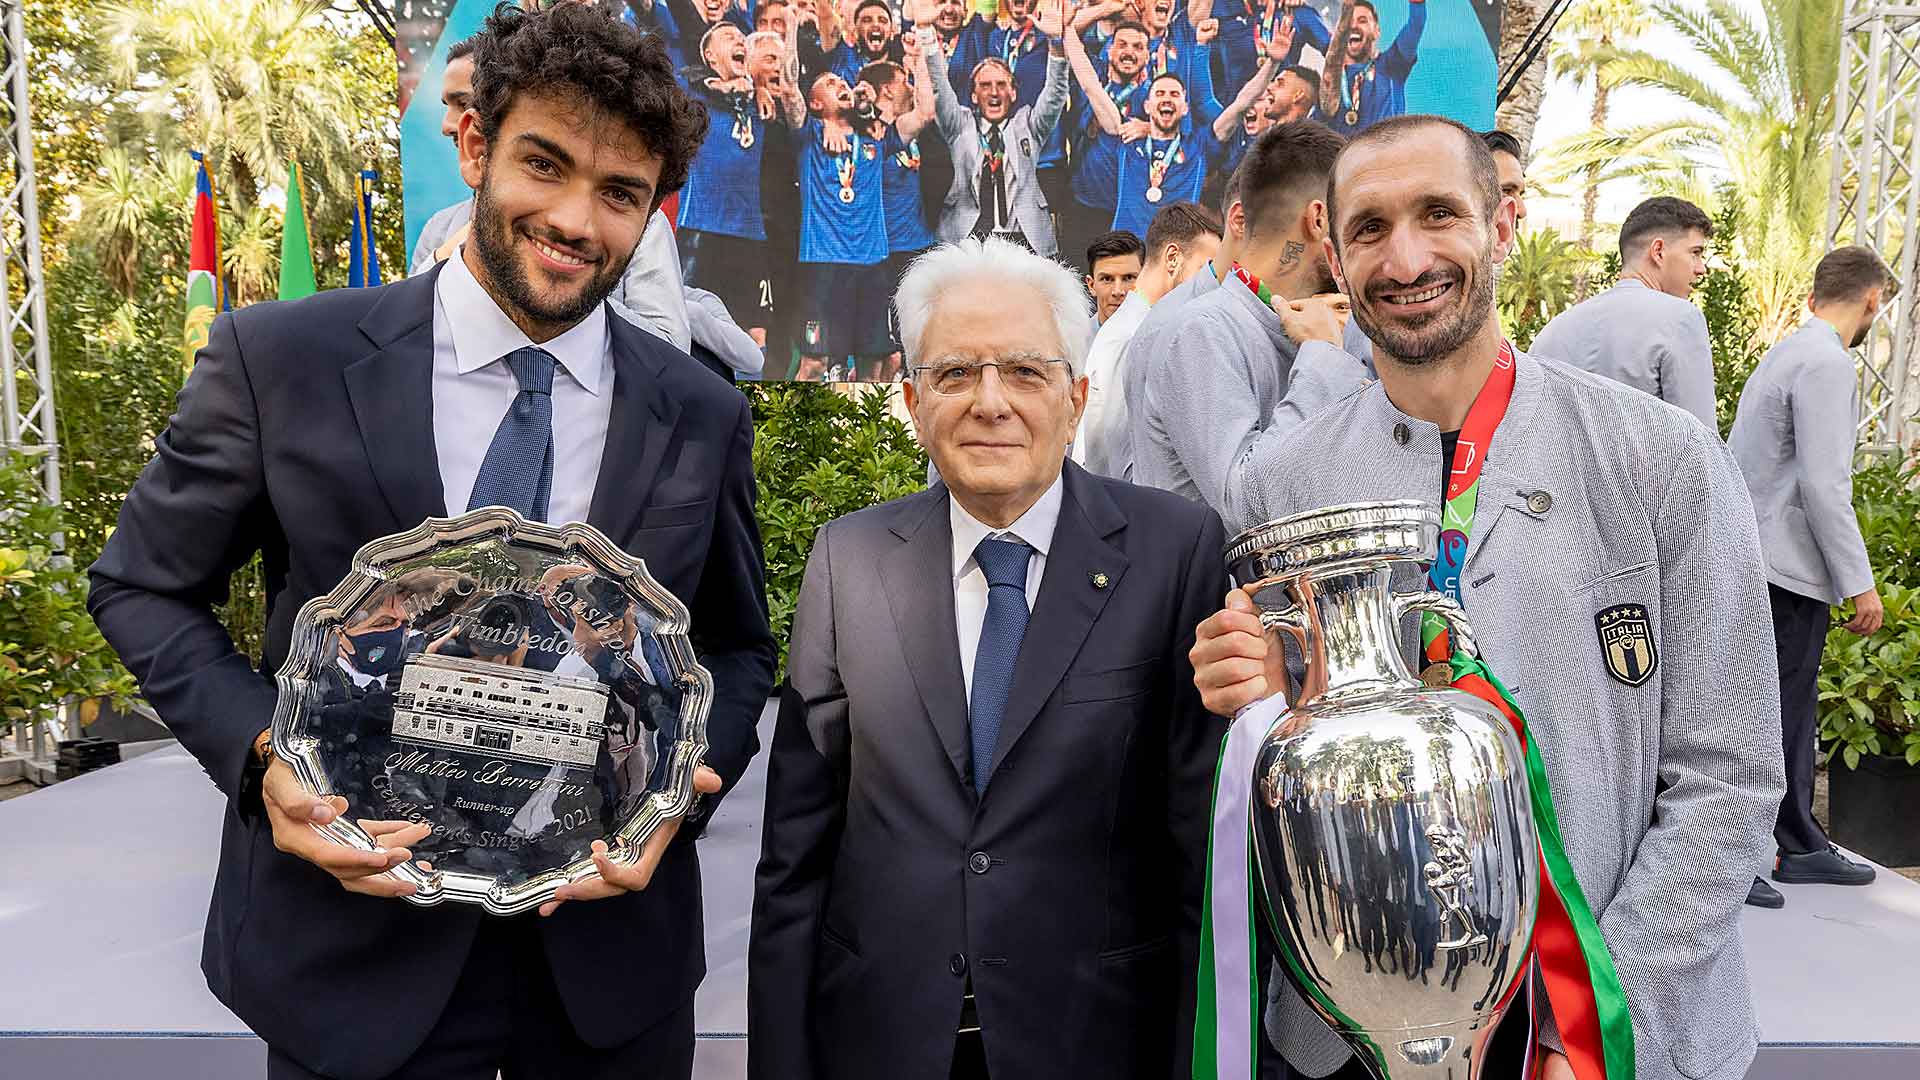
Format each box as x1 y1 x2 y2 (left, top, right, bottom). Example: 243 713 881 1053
87 6 774 1078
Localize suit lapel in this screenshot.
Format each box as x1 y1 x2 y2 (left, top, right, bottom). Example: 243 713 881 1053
985 464 1128 787
879 487 974 788
344 267 447 530
588 312 683 543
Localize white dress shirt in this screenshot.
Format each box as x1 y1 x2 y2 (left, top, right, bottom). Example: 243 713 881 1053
431 249 613 524
950 475 1063 701
1074 289 1151 475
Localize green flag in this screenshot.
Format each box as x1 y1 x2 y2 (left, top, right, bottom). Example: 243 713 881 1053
278 160 317 300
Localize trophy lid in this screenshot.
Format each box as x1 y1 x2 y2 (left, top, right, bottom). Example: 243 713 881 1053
1225 500 1438 588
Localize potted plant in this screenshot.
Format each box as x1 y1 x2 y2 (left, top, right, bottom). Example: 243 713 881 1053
1820 449 1920 867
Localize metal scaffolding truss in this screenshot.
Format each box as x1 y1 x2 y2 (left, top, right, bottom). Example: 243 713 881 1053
0 0 55 501
1828 2 1920 454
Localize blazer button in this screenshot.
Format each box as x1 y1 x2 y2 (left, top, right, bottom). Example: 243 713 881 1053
968 851 992 874
1393 423 1410 446
949 954 968 977
1526 491 1553 514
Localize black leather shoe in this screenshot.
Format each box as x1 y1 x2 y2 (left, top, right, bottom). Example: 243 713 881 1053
1745 876 1784 908
1773 844 1877 886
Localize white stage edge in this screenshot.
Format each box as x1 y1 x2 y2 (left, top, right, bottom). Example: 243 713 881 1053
2 708 1916 1079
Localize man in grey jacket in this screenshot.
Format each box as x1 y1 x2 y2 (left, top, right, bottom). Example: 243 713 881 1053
1131 120 1373 532
1729 244 1893 904
1190 116 1783 1080
919 4 1071 256
1529 196 1717 429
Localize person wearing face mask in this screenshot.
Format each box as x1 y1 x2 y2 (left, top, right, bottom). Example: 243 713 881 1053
1529 196 1719 429
1728 245 1896 910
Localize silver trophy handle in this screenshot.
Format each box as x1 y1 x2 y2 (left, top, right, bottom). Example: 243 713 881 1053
1392 591 1480 659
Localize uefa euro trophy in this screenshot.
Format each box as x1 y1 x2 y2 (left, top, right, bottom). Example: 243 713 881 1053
270 508 712 915
1225 501 1539 1079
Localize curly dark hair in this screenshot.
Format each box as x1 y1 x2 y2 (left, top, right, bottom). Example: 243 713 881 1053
469 2 709 207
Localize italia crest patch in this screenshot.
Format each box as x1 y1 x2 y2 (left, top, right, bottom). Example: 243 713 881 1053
1594 603 1658 687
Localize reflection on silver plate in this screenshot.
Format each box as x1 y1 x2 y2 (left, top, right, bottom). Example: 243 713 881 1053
271 508 712 915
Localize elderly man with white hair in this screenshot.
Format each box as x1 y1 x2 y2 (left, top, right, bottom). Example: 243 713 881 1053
749 237 1229 1080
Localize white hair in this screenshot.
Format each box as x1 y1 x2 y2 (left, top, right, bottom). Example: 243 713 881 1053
894 237 1094 377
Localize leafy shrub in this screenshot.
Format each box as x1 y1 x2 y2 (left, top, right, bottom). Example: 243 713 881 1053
0 453 136 731
745 384 928 677
1699 203 1766 439
1818 448 1920 768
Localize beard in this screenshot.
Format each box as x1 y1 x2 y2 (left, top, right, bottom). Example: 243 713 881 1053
1346 244 1495 366
470 167 629 330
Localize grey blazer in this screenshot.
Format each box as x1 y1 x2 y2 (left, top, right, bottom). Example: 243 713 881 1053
1529 279 1717 430
409 198 694 354
1727 319 1874 604
1132 280 1373 532
1242 352 1785 1080
929 52 1069 257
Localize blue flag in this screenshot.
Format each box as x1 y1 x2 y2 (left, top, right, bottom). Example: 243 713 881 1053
349 169 382 288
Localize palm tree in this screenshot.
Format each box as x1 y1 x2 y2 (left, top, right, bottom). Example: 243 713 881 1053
1547 0 1649 254
1544 0 1842 340
223 204 284 305
100 0 376 229
73 147 197 297
1500 227 1586 326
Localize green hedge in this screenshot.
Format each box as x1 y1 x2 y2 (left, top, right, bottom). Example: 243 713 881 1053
744 384 928 679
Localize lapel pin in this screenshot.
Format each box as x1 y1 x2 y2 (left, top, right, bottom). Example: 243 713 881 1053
1090 571 1110 590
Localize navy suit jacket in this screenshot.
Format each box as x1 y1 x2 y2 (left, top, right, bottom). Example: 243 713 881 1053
87 265 775 1079
748 463 1228 1080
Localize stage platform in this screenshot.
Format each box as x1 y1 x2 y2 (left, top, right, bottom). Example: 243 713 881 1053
2 705 1916 1079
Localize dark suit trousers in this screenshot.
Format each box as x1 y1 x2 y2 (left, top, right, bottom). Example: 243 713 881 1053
265 916 694 1080
1770 583 1832 855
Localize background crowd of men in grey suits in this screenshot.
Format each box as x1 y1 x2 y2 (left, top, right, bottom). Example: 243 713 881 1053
1068 119 1892 916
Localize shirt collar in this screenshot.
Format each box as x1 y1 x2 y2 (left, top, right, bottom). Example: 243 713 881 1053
1802 317 1843 346
949 472 1065 582
436 247 609 396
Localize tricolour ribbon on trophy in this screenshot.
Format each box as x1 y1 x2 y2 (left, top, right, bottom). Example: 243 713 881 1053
1194 343 1634 1080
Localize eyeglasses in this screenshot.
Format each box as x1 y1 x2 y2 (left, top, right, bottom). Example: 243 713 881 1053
911 357 1068 396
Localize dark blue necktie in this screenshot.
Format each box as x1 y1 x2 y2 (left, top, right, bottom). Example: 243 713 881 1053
467 346 557 522
969 537 1031 794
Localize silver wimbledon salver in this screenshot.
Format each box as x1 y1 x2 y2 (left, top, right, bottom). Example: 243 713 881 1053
271 508 712 915
1227 501 1539 1079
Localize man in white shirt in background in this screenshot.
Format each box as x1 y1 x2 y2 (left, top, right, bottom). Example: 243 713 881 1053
1075 200 1221 478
